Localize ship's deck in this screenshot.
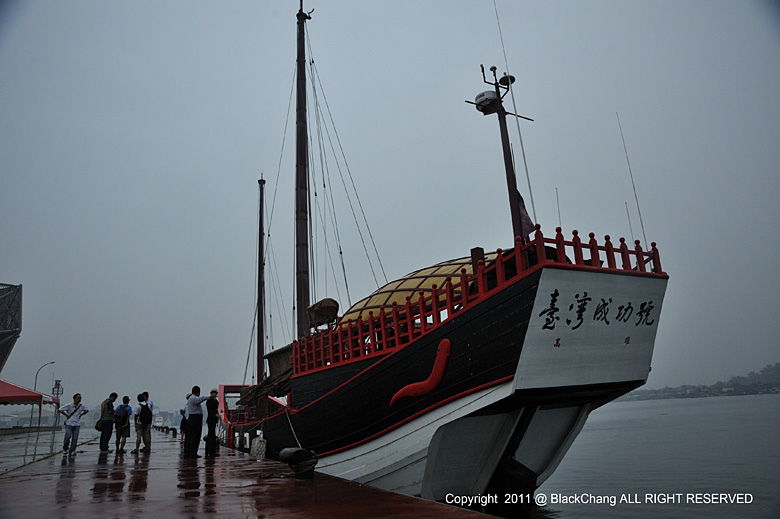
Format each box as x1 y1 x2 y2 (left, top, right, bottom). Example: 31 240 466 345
0 428 486 518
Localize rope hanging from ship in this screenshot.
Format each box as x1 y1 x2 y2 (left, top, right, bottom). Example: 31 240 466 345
242 23 389 384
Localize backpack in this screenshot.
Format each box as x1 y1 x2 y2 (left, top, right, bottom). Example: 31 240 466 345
139 403 153 425
114 404 129 424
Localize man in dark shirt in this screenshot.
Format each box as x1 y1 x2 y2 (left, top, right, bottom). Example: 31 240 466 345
205 388 220 457
99 392 117 453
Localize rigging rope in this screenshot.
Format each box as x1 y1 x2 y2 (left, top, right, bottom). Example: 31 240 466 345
307 59 351 304
243 300 257 385
617 112 648 249
493 0 538 224
305 30 351 306
307 139 316 303
625 201 636 244
285 408 303 448
243 187 264 386
266 65 296 241
311 168 347 304
310 58 388 287
260 25 391 351
310 71 350 305
261 65 295 347
267 239 291 345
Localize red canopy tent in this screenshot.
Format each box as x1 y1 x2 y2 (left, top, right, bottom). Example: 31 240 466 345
0 379 60 427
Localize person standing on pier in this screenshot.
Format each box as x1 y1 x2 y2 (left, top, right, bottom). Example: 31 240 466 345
179 408 187 445
205 388 220 457
98 392 117 453
132 393 153 454
140 392 153 451
184 386 209 458
114 395 132 454
143 391 153 414
58 393 88 456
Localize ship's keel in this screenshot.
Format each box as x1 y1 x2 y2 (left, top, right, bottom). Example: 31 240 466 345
422 380 640 507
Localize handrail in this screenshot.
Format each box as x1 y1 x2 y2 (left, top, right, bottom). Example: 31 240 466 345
292 226 665 376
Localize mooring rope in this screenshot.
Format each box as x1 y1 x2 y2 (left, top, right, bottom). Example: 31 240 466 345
285 407 303 449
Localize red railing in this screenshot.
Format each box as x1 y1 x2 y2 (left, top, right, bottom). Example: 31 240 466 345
292 226 665 376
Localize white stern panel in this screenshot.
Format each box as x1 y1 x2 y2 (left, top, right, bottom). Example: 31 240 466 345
515 268 667 390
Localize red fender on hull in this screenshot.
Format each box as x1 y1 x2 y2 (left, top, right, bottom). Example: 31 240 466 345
389 339 451 408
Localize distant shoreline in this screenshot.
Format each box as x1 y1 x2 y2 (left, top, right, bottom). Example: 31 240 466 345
620 384 779 401
622 362 780 401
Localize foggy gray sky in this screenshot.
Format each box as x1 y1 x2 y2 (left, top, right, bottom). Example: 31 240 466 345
2 1 779 411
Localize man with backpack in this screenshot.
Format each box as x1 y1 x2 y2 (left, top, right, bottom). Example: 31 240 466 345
113 395 132 454
142 391 153 414
132 393 153 454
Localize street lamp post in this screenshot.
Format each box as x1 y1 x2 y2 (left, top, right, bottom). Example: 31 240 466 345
29 361 54 428
52 380 63 427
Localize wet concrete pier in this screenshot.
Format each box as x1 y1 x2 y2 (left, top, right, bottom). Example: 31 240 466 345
0 429 486 518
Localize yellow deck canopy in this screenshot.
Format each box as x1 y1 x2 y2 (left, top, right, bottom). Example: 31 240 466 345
340 252 499 323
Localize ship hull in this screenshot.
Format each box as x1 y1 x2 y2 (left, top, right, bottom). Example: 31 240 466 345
255 265 667 498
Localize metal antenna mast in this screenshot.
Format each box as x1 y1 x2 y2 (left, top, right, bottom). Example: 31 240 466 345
468 65 534 243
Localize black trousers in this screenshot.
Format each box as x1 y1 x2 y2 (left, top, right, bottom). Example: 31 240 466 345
99 420 113 452
184 414 203 458
205 417 218 456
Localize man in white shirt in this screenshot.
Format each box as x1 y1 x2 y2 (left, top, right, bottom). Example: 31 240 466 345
184 386 210 458
58 393 88 456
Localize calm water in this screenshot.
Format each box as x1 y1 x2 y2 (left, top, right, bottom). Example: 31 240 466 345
536 394 780 519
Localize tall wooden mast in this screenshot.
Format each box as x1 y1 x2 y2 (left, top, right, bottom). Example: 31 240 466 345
257 178 266 382
295 2 311 338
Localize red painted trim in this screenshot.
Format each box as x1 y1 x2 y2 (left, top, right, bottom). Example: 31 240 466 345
389 339 451 408
218 384 252 425
292 227 666 378
317 375 515 458
285 265 534 410
291 262 667 379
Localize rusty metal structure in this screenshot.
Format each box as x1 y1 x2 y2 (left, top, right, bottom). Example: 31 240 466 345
0 284 22 374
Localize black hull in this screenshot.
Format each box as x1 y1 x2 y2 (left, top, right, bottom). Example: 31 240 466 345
223 239 668 498
261 269 542 459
